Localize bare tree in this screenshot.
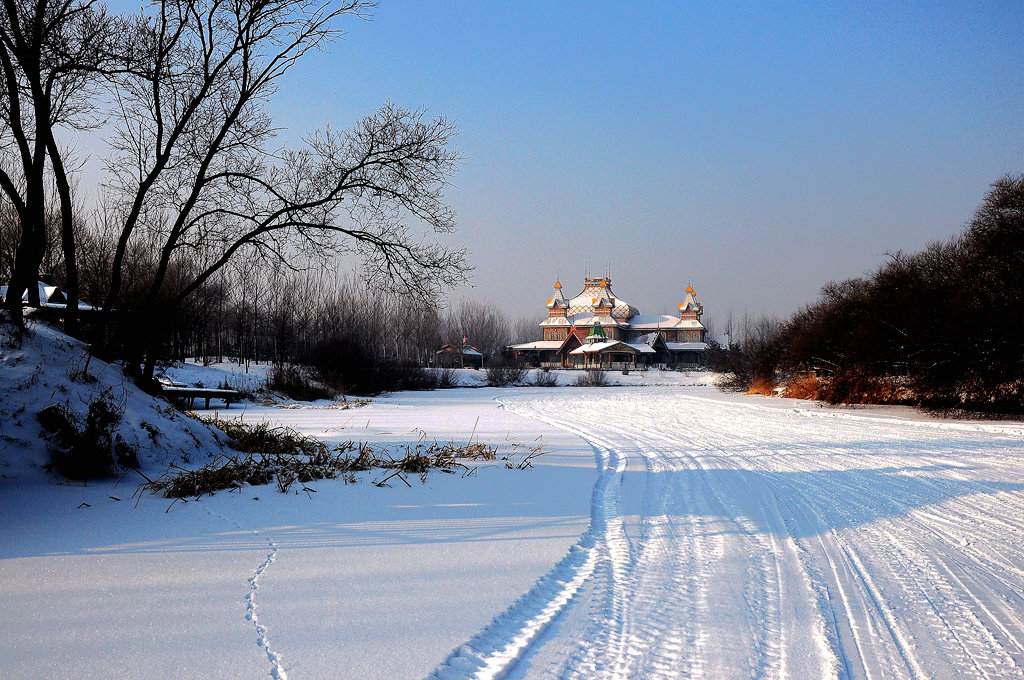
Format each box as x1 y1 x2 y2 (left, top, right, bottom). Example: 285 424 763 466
102 0 468 381
0 0 113 327
448 299 510 361
510 315 540 345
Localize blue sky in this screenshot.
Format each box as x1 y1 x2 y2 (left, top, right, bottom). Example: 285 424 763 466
115 1 1024 326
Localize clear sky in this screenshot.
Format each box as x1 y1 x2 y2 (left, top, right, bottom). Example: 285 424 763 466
108 1 1024 326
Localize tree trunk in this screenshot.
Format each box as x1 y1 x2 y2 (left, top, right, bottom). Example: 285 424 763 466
49 141 79 333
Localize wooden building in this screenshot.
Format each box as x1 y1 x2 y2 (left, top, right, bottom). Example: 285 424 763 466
510 277 708 369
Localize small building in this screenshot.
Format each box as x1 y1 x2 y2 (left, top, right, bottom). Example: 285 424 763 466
0 281 67 307
510 276 709 369
435 343 483 369
568 322 656 369
0 281 94 310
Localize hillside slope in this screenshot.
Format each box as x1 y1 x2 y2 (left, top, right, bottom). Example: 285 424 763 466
0 318 228 483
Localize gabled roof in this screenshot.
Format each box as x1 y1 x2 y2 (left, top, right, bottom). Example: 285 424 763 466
637 332 668 349
566 277 634 319
509 340 563 352
570 341 656 355
0 282 68 307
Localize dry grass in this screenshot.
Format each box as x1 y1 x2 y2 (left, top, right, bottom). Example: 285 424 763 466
574 369 608 387
781 372 822 400
138 416 521 498
817 371 913 405
530 369 558 387
747 377 778 396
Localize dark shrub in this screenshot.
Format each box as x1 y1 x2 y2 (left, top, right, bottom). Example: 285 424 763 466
268 363 335 401
299 336 442 395
39 390 138 479
574 369 608 387
486 359 527 387
435 367 459 388
530 369 558 387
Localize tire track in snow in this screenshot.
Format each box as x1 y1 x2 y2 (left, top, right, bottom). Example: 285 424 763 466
673 391 1024 679
625 403 793 680
532 392 796 679
425 398 625 680
431 390 1024 680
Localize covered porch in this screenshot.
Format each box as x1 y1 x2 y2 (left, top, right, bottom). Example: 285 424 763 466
569 340 655 370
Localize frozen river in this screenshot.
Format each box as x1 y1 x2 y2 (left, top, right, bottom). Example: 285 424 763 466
3 386 1024 679
434 389 1024 680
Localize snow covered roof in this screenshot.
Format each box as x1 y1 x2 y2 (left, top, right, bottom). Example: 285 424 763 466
540 313 630 328
628 314 706 330
570 341 656 355
566 278 634 319
0 282 87 308
539 277 707 332
666 342 709 352
636 332 664 347
509 340 563 351
436 344 482 356
679 286 702 313
546 280 568 309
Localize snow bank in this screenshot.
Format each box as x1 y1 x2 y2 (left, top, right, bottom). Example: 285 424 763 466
0 384 595 680
163 359 272 394
0 318 227 482
431 367 723 389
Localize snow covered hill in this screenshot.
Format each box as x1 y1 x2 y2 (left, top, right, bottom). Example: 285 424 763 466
0 319 227 483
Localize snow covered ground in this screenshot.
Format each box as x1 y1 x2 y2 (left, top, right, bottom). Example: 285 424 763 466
433 367 722 389
432 390 1024 680
163 358 273 393
4 339 1024 679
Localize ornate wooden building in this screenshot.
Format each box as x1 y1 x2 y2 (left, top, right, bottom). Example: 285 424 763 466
510 277 709 369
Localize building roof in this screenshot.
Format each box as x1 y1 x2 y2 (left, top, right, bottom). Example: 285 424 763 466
666 342 709 352
628 314 706 330
509 340 563 352
540 313 631 328
566 277 634 319
540 277 707 334
436 344 482 356
570 341 656 355
546 280 568 309
0 282 73 307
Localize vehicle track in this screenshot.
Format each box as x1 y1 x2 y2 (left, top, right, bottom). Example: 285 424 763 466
427 390 1024 680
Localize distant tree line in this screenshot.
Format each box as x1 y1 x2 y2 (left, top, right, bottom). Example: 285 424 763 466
0 199 541 393
709 175 1024 414
158 263 538 395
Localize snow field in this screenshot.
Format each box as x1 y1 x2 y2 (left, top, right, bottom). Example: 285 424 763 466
451 390 1024 680
4 371 1024 680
